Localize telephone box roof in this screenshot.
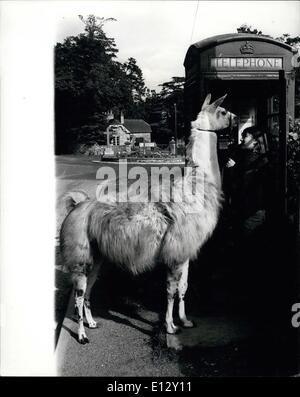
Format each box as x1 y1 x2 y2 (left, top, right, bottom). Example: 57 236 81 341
184 33 296 66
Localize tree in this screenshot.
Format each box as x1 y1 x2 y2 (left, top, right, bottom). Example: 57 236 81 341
237 24 264 36
55 15 146 153
143 77 185 144
275 33 300 48
121 57 147 118
159 77 185 140
122 57 146 101
78 15 116 42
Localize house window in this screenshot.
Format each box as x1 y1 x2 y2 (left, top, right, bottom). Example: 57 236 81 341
135 137 144 146
113 136 120 146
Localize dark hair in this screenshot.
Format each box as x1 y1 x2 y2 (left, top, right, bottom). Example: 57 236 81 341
242 126 263 140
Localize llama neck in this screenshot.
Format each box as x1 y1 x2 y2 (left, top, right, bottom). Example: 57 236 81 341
186 129 221 188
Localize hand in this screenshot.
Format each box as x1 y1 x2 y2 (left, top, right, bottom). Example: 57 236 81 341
226 158 236 168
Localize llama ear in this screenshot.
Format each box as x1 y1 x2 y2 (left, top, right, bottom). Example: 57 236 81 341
201 94 211 110
209 94 227 110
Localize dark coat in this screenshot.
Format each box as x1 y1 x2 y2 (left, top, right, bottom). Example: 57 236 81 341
226 145 269 219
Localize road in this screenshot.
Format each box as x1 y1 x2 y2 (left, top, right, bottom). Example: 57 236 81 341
56 295 252 377
55 155 298 377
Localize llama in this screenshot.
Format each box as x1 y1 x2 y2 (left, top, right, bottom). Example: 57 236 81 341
60 94 237 344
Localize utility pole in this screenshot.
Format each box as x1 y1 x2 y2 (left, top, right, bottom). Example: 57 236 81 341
106 127 110 146
174 103 178 148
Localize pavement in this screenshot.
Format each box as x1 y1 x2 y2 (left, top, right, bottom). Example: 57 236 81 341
55 155 299 377
56 294 252 377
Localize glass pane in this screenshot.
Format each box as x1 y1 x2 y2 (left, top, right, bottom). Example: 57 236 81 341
268 95 279 114
272 95 280 113
268 114 280 154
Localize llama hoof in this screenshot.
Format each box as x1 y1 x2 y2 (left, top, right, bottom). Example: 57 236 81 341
88 322 98 329
182 320 195 328
79 336 89 344
173 327 182 335
167 327 181 335
166 323 181 335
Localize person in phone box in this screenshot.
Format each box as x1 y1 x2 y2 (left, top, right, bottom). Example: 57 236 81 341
225 126 270 239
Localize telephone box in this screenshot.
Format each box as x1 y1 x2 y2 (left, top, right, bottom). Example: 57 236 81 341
184 33 296 138
184 33 297 215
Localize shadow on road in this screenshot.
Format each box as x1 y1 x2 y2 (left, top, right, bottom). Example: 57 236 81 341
66 308 156 338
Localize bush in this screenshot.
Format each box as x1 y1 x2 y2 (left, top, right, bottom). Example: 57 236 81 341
287 118 300 189
287 119 300 219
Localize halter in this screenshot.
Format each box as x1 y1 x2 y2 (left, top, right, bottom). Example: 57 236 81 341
197 129 218 133
195 111 234 134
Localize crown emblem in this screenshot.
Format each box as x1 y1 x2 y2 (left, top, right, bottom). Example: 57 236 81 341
240 41 254 54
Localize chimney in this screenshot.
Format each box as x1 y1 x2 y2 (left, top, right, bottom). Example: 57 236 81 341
107 110 114 121
120 111 124 124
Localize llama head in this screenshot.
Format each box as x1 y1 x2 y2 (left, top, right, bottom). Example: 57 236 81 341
192 94 237 132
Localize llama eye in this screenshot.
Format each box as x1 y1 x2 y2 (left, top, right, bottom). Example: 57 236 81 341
221 111 227 115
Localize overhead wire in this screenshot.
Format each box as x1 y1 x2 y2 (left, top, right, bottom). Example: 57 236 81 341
189 0 200 44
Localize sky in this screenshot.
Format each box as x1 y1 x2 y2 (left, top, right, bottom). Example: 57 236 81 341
53 1 300 90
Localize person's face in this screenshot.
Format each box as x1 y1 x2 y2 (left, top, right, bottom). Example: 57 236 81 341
241 132 256 149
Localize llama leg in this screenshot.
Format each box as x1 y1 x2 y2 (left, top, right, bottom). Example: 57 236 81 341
178 260 194 328
72 271 89 344
165 267 180 334
84 262 100 329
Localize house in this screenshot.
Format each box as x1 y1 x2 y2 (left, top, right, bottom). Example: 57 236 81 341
122 119 152 144
106 123 131 146
105 111 152 146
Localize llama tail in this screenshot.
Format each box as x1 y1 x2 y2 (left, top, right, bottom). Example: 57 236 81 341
62 190 89 214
